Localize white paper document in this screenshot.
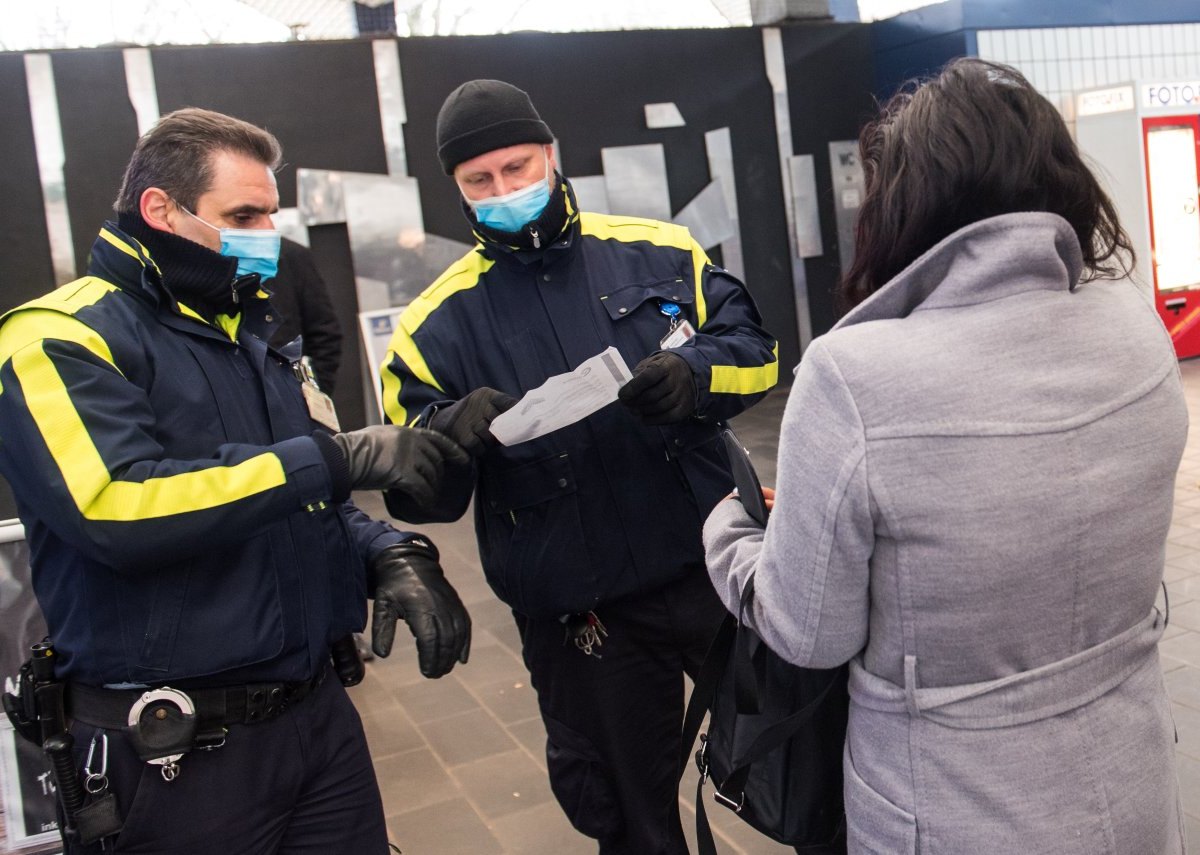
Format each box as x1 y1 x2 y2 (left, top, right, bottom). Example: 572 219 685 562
489 346 634 446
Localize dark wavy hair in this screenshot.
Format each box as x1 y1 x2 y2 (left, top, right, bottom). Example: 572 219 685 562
837 58 1134 313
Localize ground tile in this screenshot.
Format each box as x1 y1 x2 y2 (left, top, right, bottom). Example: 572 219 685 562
455 641 527 689
450 748 555 820
420 706 518 767
389 797 504 855
487 800 600 855
394 672 480 724
472 675 542 725
376 747 460 818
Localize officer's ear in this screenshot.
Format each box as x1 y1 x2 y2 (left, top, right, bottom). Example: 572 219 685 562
140 187 177 234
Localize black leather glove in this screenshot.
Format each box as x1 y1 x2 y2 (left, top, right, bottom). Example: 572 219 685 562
617 351 698 425
428 387 518 456
369 541 471 678
329 633 365 687
328 425 469 506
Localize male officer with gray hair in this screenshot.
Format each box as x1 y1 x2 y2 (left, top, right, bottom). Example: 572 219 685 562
381 80 779 853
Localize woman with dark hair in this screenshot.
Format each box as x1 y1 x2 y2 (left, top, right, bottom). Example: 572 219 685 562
703 59 1186 854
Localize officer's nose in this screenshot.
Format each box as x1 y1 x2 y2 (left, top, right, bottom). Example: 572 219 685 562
495 177 527 197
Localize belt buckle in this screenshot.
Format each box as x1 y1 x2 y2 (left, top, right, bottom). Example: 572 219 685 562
128 687 194 776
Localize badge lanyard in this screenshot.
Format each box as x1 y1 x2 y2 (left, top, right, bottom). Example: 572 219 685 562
659 301 696 350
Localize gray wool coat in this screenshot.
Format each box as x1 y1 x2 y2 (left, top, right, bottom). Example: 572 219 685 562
704 213 1188 855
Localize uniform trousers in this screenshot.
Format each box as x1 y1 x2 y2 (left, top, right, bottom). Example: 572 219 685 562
515 566 727 855
62 668 388 855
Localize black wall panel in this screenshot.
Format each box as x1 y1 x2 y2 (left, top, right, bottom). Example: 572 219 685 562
52 49 140 277
151 40 388 209
0 55 55 315
783 24 879 337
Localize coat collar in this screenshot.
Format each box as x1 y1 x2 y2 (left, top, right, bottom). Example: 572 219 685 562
835 213 1085 331
87 223 272 344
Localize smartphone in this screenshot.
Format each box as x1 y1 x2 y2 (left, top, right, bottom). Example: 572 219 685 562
721 427 769 526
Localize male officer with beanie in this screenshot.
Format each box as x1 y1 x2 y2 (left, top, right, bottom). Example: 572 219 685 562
380 80 778 853
0 107 471 853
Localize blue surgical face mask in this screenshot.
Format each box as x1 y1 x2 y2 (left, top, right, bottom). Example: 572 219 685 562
178 203 281 280
464 154 552 233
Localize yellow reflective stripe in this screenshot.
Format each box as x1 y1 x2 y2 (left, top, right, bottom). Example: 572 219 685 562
380 356 407 426
2 279 119 328
213 312 241 342
0 310 120 374
710 344 780 395
381 249 495 421
381 327 444 427
177 303 206 323
96 228 161 274
405 250 494 331
692 245 711 329
98 228 143 262
579 213 693 251
11 339 285 521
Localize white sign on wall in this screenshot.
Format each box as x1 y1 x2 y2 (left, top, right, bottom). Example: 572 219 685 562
1143 81 1200 109
1077 85 1135 117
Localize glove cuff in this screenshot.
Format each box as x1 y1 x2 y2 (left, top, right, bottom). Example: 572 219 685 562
312 430 352 503
385 537 441 563
368 539 443 598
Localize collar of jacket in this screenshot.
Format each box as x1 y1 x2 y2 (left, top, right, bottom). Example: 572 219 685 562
467 173 581 267
91 217 268 337
834 212 1086 332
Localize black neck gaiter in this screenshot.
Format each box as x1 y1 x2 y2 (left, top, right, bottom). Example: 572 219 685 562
117 211 250 318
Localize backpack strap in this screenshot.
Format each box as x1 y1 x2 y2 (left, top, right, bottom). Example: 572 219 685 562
679 611 736 779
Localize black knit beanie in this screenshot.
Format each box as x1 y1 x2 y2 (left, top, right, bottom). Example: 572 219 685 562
436 80 553 174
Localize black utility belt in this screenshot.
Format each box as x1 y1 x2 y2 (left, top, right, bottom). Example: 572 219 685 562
67 666 326 732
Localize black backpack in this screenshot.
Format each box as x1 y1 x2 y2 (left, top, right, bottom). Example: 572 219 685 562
681 573 850 854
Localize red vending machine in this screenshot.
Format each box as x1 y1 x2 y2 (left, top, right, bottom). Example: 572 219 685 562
1077 82 1200 358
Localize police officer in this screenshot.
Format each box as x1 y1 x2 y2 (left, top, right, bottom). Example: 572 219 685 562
0 108 471 854
380 81 779 854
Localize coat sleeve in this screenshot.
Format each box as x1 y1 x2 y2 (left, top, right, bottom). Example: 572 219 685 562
339 501 418 566
0 310 338 572
378 308 474 523
666 243 779 422
702 339 872 669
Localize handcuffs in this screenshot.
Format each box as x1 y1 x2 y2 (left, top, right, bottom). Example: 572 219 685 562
127 687 196 782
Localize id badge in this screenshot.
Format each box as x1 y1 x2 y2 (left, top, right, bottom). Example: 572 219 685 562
302 381 341 431
660 319 696 350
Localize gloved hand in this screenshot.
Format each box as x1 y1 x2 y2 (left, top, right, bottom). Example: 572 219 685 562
369 541 471 678
617 351 698 425
428 387 518 456
329 425 469 506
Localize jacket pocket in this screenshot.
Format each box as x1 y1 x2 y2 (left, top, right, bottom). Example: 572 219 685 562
844 744 918 855
480 452 594 616
600 277 694 360
542 713 623 840
599 276 693 322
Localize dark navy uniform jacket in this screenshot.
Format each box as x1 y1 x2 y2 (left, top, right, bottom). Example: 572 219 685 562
0 225 409 686
382 182 778 619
